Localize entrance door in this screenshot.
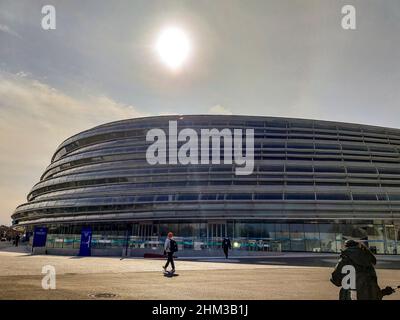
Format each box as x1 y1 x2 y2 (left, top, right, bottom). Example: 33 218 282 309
138 223 154 239
136 223 157 249
207 222 227 249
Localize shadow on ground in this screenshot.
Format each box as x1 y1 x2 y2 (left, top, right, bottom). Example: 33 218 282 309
175 255 400 269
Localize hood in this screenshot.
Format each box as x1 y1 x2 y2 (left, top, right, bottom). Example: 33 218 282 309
342 246 376 267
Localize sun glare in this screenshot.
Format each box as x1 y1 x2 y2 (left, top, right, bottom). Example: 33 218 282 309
155 27 191 71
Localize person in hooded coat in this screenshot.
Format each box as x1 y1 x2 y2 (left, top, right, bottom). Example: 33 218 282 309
222 237 232 259
330 239 395 300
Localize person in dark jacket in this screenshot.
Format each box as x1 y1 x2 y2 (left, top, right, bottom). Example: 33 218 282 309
222 237 232 259
330 239 395 300
14 234 20 247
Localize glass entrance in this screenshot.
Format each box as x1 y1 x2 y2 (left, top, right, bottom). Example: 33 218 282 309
207 222 227 249
131 223 159 249
385 225 398 254
138 223 154 239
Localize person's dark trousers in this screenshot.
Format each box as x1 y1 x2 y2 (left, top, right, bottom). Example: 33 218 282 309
223 247 228 259
165 252 175 270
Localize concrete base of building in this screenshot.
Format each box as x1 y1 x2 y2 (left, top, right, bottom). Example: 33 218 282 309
32 247 125 256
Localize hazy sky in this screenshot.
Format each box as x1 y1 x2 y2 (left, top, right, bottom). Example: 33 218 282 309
1 0 400 225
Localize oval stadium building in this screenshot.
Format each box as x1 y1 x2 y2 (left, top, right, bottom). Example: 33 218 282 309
12 115 400 255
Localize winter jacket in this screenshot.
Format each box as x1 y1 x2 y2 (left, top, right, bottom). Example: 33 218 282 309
222 239 232 250
330 246 382 300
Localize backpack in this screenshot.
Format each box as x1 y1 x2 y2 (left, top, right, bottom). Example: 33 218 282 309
169 239 178 253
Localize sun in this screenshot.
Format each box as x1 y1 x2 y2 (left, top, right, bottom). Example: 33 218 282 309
155 27 191 71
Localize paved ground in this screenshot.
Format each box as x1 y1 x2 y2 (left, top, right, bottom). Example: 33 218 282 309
0 244 399 300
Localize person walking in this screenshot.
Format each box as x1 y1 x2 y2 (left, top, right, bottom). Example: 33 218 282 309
222 237 232 259
163 232 178 273
14 234 20 247
330 239 395 300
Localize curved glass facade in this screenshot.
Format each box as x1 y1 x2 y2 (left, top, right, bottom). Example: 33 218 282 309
12 115 400 254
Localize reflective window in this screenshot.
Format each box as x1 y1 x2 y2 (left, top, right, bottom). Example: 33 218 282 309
347 167 377 174
370 147 394 153
200 194 217 200
315 166 345 173
379 168 400 175
275 224 290 251
226 194 252 200
388 194 400 201
352 194 377 201
263 143 285 148
287 143 314 149
155 195 169 202
216 194 225 200
315 143 340 150
177 194 198 201
287 181 314 186
259 165 284 172
289 224 305 251
319 224 337 252
286 166 313 172
342 144 368 151
285 193 315 200
254 193 283 200
317 193 350 200
377 194 387 201
315 181 347 186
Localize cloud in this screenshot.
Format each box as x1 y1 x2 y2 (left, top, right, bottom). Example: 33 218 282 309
0 71 146 225
15 71 30 78
207 104 233 115
0 24 21 38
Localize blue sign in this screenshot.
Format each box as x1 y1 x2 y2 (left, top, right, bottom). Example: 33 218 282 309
79 227 92 256
32 227 47 247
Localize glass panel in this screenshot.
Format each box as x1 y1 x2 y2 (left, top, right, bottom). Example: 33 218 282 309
33 222 399 255
364 225 385 254
319 224 337 252
289 224 305 251
385 225 397 254
285 193 315 200
177 194 198 201
304 224 321 252
226 194 252 200
254 193 283 200
275 224 290 251
352 194 377 201
317 193 351 201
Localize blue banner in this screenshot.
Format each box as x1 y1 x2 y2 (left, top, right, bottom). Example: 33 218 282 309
32 227 47 247
79 227 92 256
